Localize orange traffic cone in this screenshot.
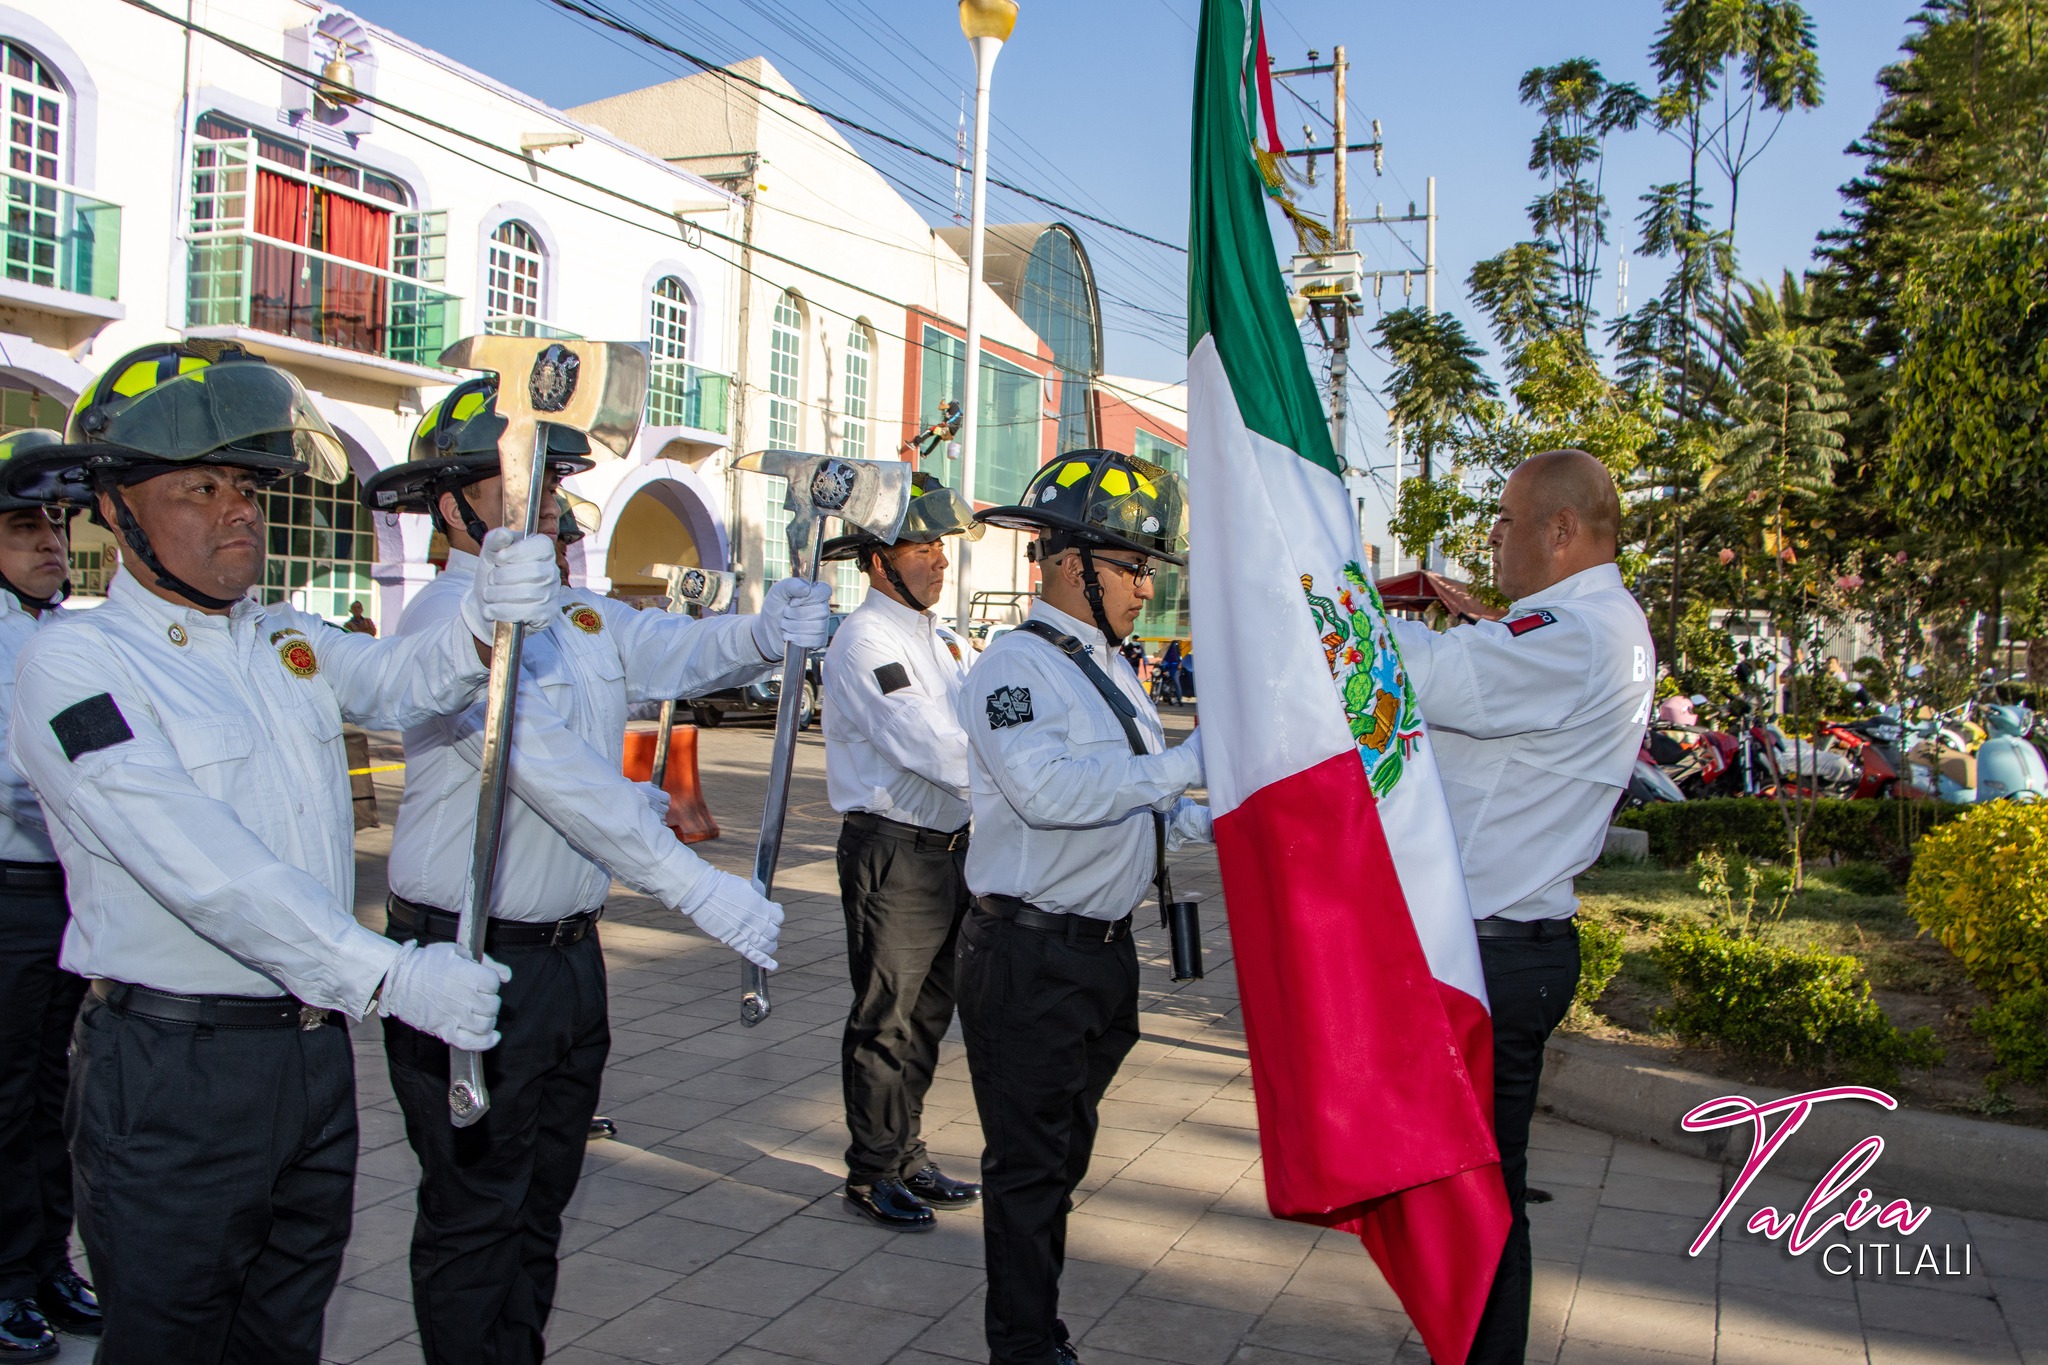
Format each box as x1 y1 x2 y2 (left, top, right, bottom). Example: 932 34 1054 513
621 723 720 844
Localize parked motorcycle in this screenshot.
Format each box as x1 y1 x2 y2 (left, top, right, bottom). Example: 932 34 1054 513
1971 704 2048 803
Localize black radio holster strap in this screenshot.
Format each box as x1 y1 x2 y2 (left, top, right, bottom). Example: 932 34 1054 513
1016 620 1173 921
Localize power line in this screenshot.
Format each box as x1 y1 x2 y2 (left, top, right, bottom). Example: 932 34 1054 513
544 0 1189 254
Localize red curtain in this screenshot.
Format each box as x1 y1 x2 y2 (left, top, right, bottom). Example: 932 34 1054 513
318 193 390 354
252 170 310 339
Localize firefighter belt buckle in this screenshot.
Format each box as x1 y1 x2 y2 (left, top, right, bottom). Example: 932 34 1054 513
299 1005 329 1031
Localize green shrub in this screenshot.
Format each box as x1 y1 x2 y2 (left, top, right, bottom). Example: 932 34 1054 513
1651 920 1944 1083
1971 985 2048 1087
1574 917 1625 1013
1907 803 2048 998
1615 798 1968 869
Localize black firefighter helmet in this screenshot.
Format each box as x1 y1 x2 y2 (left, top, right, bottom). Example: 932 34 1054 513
975 449 1187 567
359 376 595 541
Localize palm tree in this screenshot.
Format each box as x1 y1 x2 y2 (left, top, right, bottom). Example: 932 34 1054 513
1371 308 1497 481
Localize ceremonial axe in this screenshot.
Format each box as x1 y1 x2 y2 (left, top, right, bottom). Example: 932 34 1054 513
437 334 649 1126
643 563 739 789
732 451 911 1025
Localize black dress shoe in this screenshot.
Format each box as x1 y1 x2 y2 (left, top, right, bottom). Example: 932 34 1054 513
903 1162 981 1209
36 1272 101 1336
1525 1187 1555 1204
843 1178 936 1231
0 1300 57 1360
1055 1317 1081 1364
588 1117 618 1141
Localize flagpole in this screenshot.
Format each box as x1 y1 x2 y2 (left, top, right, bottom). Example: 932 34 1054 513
954 0 1018 637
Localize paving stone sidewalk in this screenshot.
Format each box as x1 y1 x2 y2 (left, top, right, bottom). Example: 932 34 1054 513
229 721 2048 1364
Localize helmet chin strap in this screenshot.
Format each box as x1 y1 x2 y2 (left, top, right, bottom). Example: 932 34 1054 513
872 546 929 613
1077 547 1124 647
440 481 491 549
0 567 66 613
103 482 242 613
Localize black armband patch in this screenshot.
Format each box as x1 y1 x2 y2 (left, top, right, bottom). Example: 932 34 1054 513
873 662 912 695
986 685 1034 729
51 693 134 762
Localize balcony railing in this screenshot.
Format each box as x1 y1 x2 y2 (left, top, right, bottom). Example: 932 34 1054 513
647 359 730 434
185 230 460 369
483 315 581 340
3 172 121 300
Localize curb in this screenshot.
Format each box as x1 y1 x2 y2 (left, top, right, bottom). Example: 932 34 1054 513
1538 1035 2048 1220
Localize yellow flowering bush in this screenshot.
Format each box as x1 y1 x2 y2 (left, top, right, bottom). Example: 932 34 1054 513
1908 802 2048 999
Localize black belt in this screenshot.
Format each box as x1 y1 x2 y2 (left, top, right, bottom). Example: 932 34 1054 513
92 979 338 1031
975 893 1132 944
0 860 63 890
844 809 969 853
386 894 602 949
1473 916 1579 941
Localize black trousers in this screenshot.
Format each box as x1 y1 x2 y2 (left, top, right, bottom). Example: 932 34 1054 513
838 814 969 1185
1466 926 1580 1365
67 990 357 1365
957 906 1139 1365
384 923 609 1365
0 875 84 1300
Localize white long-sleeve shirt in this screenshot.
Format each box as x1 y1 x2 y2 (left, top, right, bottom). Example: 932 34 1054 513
385 550 774 921
1391 562 1656 922
822 589 972 832
0 590 55 864
960 601 1208 920
8 571 491 1014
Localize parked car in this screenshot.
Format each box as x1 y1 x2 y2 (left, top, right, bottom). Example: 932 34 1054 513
683 613 845 729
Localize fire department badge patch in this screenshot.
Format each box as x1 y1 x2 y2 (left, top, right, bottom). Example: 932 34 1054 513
986 686 1033 729
279 638 320 678
567 604 603 635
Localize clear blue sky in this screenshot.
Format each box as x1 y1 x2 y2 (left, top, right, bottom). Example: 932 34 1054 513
339 0 1925 475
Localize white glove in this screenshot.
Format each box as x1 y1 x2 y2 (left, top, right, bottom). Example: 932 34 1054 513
752 578 834 657
461 528 558 642
378 940 512 1051
1165 796 1214 849
1160 727 1204 793
678 866 784 970
636 781 673 818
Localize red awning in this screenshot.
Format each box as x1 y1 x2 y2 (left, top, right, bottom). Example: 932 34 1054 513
1375 570 1504 624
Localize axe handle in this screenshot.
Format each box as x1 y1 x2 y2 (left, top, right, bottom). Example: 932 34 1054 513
651 698 677 790
447 422 553 1127
740 520 828 1026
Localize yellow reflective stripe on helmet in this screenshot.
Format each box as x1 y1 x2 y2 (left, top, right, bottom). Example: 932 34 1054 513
1099 469 1132 497
451 390 490 423
109 361 160 398
1055 461 1092 487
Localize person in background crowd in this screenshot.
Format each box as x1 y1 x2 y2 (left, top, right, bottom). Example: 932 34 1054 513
345 600 376 636
0 431 97 1361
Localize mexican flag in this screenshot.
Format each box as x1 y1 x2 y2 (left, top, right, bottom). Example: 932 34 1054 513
1184 2 1510 1361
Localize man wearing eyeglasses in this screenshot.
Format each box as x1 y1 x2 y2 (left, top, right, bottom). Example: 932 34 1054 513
819 475 986 1232
957 451 1211 1365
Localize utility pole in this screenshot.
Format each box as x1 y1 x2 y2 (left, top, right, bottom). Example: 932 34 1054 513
1328 46 1350 463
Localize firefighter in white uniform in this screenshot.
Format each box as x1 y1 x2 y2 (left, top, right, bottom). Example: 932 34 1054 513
1388 449 1655 1365
358 378 827 1365
2 343 546 1365
957 451 1211 1365
819 475 985 1230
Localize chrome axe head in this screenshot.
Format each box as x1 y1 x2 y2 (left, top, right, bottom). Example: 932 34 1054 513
647 563 738 615
733 451 912 580
438 336 649 466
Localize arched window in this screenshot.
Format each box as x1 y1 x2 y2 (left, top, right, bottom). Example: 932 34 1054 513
2 41 68 289
485 220 545 334
646 275 695 426
763 292 805 581
648 275 690 360
841 321 872 459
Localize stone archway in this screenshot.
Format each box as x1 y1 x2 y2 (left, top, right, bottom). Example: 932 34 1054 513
580 460 727 602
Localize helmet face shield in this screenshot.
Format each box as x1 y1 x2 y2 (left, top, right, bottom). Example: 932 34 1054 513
900 484 983 545
73 360 347 482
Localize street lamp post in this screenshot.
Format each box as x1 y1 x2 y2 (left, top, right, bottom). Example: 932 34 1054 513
953 0 1017 636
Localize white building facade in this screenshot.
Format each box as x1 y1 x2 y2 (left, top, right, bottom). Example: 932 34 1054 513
0 0 744 626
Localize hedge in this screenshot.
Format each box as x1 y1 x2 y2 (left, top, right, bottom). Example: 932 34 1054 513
1614 798 1968 869
1907 803 2048 998
1652 920 1944 1083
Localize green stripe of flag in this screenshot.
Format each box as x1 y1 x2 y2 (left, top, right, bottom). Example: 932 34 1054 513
1187 0 1340 475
